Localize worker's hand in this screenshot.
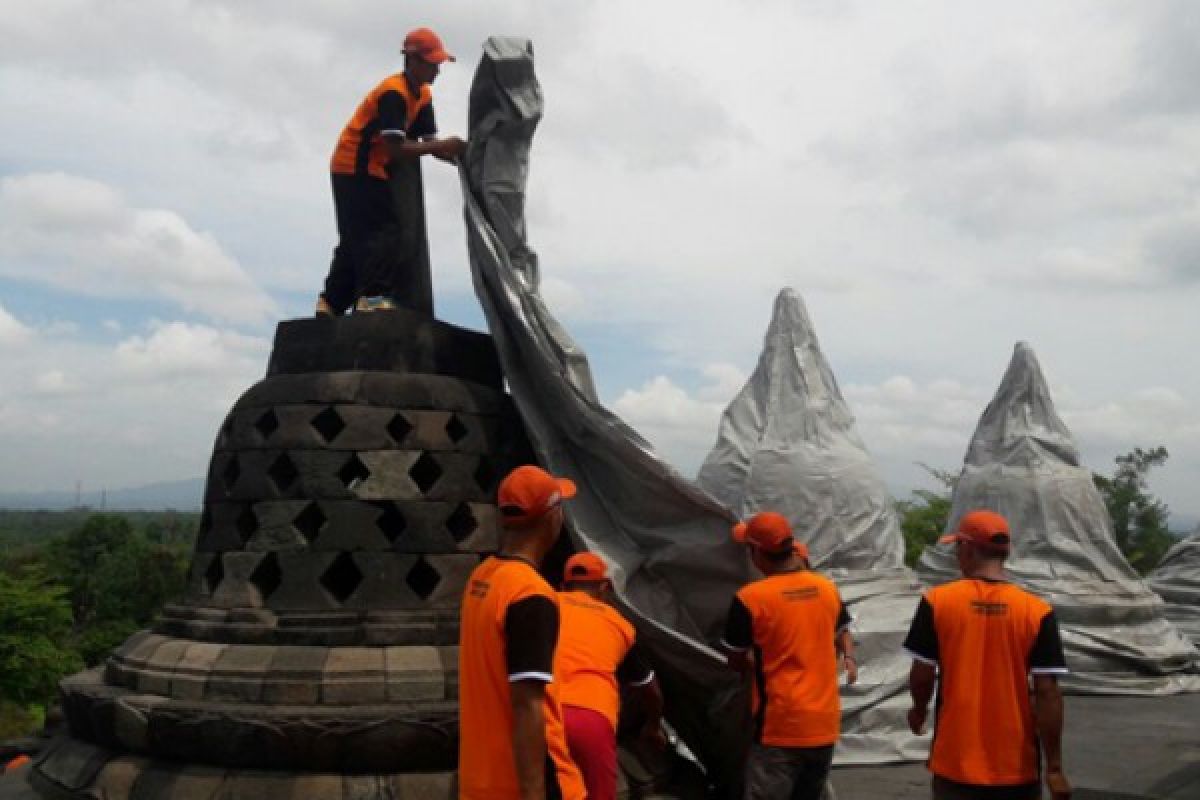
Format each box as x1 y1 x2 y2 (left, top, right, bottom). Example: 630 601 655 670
433 136 467 162
1045 769 1071 800
639 723 668 753
907 705 927 735
843 655 858 685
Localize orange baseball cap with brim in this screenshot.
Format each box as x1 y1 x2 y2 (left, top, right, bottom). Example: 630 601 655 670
564 552 609 583
939 509 1012 552
497 465 576 527
403 27 455 63
732 511 795 555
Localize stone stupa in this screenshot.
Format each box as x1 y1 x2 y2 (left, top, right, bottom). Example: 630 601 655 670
1150 528 1200 648
917 342 1200 694
28 310 529 798
697 288 928 764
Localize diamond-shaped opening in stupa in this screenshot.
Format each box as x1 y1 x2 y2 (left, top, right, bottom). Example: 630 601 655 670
293 501 326 544
267 453 299 493
375 502 408 544
249 552 282 602
446 502 477 544
337 454 371 491
320 552 364 605
409 452 443 494
387 413 413 444
254 409 280 441
406 556 441 600
311 406 347 443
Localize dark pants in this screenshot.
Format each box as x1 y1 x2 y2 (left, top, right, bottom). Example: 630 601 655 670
932 775 1040 800
322 173 395 314
744 743 834 800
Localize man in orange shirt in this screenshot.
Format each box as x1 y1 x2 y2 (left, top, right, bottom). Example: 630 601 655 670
556 552 665 800
458 465 586 800
317 27 467 315
903 510 1071 800
721 512 856 800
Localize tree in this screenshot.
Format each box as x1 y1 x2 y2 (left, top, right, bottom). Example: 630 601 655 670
0 567 82 707
896 464 956 567
1092 446 1176 574
43 515 135 624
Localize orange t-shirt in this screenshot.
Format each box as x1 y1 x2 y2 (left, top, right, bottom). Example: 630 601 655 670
330 73 434 179
556 590 653 730
903 579 1068 786
723 569 851 747
458 556 586 800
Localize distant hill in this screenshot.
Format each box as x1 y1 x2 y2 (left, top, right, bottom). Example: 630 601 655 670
0 477 204 511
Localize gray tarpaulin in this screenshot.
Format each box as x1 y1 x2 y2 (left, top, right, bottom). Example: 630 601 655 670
459 38 755 794
697 289 929 763
1150 530 1200 647
917 343 1200 694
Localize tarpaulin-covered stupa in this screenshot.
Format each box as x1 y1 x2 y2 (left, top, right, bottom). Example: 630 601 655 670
1150 529 1200 647
917 342 1200 694
696 288 928 763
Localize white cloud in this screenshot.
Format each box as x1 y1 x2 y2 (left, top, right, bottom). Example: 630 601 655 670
0 303 33 346
116 320 267 378
0 318 269 491
0 172 278 324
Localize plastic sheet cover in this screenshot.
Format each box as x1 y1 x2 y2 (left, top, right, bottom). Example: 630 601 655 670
459 38 755 794
696 289 929 763
917 343 1200 694
1150 530 1200 647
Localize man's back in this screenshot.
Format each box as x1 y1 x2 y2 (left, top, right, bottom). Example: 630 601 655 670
555 590 637 728
906 579 1067 786
727 569 849 747
458 556 584 800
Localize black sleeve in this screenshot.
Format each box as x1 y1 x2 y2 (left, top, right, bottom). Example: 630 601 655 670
722 596 753 651
504 595 559 682
1029 611 1068 673
902 597 939 664
616 641 655 686
408 102 437 139
835 598 852 633
377 90 410 138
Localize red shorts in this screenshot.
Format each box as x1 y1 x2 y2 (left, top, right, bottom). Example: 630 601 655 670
563 705 617 800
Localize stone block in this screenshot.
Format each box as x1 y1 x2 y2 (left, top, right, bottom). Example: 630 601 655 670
322 648 386 705
438 646 460 701
383 646 443 701
262 646 328 705
90 755 150 798
131 764 225 800
389 771 456 799
205 646 275 703
112 698 151 751
136 638 190 696
170 642 226 700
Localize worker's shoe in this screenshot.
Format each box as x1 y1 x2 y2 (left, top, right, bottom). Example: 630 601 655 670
315 295 334 316
354 295 398 313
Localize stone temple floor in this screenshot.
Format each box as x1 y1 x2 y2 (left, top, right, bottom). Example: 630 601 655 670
830 693 1200 800
2 694 1197 799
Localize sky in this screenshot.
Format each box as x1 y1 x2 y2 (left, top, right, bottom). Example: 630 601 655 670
1 1 1199 527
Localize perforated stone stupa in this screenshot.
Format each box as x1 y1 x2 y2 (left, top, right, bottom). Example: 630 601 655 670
1150 529 1200 648
697 288 928 763
29 311 531 799
917 342 1200 694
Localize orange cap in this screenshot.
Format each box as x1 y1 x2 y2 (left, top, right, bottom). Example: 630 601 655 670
403 27 455 64
497 465 576 528
4 754 31 773
793 541 810 562
732 511 795 555
939 510 1011 552
564 552 609 583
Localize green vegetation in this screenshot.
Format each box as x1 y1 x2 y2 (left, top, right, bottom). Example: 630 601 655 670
0 511 197 740
896 446 1181 574
1092 447 1177 575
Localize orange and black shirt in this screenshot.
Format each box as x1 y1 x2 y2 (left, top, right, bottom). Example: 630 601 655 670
722 569 851 748
555 590 654 731
902 578 1068 787
330 73 437 180
458 555 586 800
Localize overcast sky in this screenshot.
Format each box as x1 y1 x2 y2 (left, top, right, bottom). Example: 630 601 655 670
2 1 1198 527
